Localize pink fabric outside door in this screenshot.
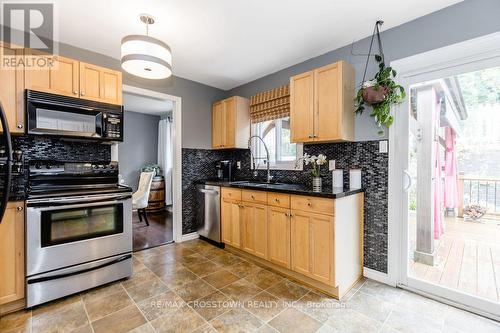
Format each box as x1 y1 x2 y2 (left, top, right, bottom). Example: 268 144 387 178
433 99 444 240
444 127 459 209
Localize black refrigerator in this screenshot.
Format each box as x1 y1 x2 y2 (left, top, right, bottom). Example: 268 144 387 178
0 102 13 222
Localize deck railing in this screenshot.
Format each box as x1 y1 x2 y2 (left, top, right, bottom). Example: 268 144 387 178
458 175 500 217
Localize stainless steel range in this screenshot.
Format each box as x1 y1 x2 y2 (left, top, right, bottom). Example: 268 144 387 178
25 160 133 307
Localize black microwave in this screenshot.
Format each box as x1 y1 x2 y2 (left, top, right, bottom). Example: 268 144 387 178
26 90 123 142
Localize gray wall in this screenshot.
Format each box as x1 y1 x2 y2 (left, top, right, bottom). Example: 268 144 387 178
55 42 226 149
228 0 500 141
118 111 160 190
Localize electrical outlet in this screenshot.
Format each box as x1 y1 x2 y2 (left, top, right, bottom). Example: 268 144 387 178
329 160 336 171
379 140 388 153
236 161 241 169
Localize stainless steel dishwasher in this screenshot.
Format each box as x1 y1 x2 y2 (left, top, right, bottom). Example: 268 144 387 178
196 184 221 243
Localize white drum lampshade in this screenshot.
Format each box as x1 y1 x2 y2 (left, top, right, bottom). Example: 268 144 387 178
121 15 172 80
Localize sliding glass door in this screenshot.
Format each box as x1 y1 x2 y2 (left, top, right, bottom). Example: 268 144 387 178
391 35 500 319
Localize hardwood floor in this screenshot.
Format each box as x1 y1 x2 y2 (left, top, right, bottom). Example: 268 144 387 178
133 209 173 251
410 216 500 302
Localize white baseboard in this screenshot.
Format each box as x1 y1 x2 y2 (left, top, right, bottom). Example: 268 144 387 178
363 267 392 285
180 232 199 242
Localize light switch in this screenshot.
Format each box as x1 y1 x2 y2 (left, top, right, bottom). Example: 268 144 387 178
379 140 388 153
328 160 336 171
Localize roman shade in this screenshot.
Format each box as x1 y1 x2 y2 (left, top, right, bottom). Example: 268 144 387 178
250 85 290 123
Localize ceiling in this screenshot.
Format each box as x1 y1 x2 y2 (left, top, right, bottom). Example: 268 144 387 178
123 93 173 116
50 0 462 90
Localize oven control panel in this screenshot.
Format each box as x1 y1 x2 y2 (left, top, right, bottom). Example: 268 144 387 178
30 161 118 174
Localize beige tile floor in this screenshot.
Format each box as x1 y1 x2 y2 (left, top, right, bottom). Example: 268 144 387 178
1 239 500 333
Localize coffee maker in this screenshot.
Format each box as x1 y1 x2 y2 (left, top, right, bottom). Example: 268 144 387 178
216 160 235 181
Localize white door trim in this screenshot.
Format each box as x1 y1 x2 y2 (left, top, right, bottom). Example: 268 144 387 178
121 84 184 243
388 31 500 317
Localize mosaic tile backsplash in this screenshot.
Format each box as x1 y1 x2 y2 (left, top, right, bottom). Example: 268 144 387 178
4 136 111 200
182 140 389 273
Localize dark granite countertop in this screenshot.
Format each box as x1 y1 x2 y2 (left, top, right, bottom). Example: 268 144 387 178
197 179 364 199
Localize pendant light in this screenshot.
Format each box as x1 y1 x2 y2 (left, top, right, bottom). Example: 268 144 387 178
121 14 172 79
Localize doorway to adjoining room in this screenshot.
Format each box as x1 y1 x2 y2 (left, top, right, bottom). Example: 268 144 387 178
120 91 175 251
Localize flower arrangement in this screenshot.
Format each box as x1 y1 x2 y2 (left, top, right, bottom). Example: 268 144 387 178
295 153 327 177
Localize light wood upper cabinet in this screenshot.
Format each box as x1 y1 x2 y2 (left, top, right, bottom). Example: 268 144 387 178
212 102 223 148
101 68 122 105
267 206 291 268
212 96 250 149
290 61 355 143
24 50 122 105
290 71 314 142
0 44 25 133
25 51 80 98
241 202 267 259
291 210 334 285
79 62 102 102
80 63 122 105
0 202 25 306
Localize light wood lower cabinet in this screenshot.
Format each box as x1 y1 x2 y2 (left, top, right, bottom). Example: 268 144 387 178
0 202 25 309
267 206 291 268
221 198 242 248
220 187 363 299
291 210 334 285
241 202 267 259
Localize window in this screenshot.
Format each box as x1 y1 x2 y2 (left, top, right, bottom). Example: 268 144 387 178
250 117 303 170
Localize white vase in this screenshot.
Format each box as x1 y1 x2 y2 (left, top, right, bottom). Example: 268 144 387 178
312 177 322 192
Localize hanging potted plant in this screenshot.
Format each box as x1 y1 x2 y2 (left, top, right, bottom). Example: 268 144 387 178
354 21 406 135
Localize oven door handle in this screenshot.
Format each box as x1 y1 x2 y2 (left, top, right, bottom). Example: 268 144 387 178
27 194 132 208
27 254 132 284
28 197 131 210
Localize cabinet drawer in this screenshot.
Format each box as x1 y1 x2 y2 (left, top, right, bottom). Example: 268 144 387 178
291 195 334 216
242 190 267 204
267 192 290 208
221 187 241 201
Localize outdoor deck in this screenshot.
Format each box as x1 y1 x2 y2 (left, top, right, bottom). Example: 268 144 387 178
410 216 500 302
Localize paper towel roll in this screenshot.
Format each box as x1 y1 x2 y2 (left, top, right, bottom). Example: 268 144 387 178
350 169 362 189
332 169 343 188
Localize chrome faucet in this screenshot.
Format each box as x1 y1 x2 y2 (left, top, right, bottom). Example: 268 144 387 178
248 135 272 183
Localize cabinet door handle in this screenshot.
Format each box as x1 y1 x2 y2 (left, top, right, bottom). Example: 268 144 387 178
81 91 85 96
251 195 255 199
307 202 312 207
73 90 78 95
17 124 23 129
17 206 23 211
275 198 279 202
308 134 313 138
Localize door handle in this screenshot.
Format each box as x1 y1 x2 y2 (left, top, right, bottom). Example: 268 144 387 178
403 170 412 192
